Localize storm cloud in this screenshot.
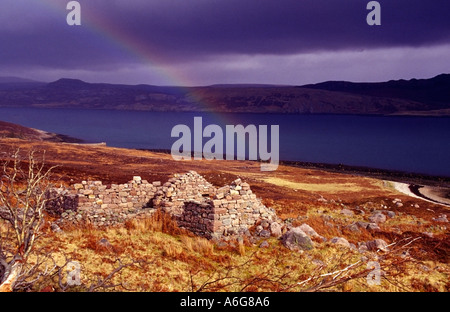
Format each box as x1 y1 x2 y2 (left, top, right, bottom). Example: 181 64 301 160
0 0 449 85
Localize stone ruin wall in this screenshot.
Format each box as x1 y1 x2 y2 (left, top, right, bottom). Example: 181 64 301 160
47 176 160 227
48 171 279 239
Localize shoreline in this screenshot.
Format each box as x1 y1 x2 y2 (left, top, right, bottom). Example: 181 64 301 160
392 182 450 207
280 160 450 207
138 148 450 187
278 160 450 187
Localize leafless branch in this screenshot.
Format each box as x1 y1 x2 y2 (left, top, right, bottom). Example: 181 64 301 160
295 236 422 292
0 149 58 291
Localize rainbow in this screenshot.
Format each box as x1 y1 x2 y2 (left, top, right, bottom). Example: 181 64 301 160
40 0 237 124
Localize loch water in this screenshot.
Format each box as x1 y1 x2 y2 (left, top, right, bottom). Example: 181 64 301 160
1 107 449 177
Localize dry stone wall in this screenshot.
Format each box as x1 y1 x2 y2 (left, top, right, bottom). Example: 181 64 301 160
49 171 280 238
48 176 159 227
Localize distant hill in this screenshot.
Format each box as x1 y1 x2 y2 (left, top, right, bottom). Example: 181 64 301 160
0 120 82 143
301 74 450 112
0 74 449 115
209 83 289 88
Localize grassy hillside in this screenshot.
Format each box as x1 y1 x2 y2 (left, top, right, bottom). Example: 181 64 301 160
0 120 82 143
0 137 448 292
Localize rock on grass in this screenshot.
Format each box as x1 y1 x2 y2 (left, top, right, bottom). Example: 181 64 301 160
369 212 386 224
297 223 324 240
366 239 389 252
330 237 351 248
281 228 314 251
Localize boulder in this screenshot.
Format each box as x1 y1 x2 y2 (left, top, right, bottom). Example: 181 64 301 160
340 209 354 216
346 223 360 233
258 229 271 238
98 238 113 251
259 240 269 248
261 219 270 229
269 222 282 237
281 228 314 251
355 221 370 229
369 212 386 224
366 239 389 252
297 223 321 238
358 242 368 253
330 237 351 248
367 223 381 231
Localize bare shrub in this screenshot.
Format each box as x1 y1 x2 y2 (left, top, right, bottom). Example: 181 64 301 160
0 150 58 291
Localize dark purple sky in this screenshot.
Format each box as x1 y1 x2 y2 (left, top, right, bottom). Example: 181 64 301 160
1 0 449 86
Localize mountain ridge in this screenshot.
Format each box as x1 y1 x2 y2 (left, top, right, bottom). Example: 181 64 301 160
0 74 448 115
301 74 450 111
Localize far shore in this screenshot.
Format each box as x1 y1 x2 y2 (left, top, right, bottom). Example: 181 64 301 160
135 148 450 187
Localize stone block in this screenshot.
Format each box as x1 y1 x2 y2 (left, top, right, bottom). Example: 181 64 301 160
214 208 227 215
83 189 94 196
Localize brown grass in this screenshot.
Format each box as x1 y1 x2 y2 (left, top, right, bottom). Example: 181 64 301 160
263 176 367 193
180 236 214 256
125 209 191 237
6 211 448 292
1 138 449 292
